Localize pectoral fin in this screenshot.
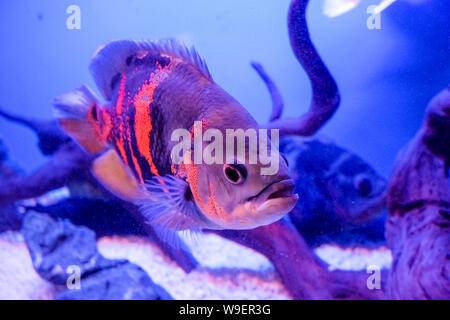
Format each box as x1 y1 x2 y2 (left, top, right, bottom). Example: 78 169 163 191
135 175 223 247
92 149 142 201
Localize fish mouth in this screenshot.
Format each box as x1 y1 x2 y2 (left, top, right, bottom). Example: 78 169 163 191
211 179 298 230
249 179 298 213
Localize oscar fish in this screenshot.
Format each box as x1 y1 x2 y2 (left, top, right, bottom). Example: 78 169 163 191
53 40 298 238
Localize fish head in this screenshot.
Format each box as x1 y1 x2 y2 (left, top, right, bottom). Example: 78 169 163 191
182 121 298 230
281 136 387 224
325 152 387 223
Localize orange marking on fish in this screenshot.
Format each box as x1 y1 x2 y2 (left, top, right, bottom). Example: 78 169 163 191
130 151 144 183
133 62 172 177
116 139 128 165
208 183 218 217
200 118 208 131
208 183 225 221
113 75 129 164
170 161 177 175
158 177 170 194
184 161 203 210
116 75 127 114
126 114 144 183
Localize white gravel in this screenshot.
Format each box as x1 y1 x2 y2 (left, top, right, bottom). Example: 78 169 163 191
0 234 54 300
0 231 392 299
97 234 290 300
315 244 392 271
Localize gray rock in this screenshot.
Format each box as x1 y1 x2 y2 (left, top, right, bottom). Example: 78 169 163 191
22 211 99 285
56 261 172 300
22 211 172 300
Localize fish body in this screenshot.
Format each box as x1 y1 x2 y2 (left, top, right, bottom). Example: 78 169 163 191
280 135 387 247
53 40 297 237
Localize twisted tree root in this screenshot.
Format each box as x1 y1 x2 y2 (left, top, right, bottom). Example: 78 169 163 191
386 87 450 299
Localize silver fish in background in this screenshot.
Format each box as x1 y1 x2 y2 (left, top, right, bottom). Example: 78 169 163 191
53 40 297 238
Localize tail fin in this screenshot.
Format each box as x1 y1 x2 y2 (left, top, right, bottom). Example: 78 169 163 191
53 85 108 154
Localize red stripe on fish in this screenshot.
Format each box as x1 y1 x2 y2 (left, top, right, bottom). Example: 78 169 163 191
114 75 129 163
184 160 202 208
127 116 145 183
115 75 127 115
112 76 143 182
133 61 172 177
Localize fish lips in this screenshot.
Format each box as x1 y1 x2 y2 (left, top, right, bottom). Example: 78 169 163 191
251 178 299 218
208 179 298 230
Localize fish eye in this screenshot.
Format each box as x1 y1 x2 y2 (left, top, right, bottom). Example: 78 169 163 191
356 177 372 197
223 164 247 184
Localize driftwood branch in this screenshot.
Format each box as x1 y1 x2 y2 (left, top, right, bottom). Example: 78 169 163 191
263 0 340 136
215 219 385 299
0 143 90 202
0 142 93 202
386 86 450 299
251 62 284 122
0 106 70 155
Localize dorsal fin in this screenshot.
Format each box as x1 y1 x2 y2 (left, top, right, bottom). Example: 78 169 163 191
89 40 142 101
143 39 212 80
89 39 212 101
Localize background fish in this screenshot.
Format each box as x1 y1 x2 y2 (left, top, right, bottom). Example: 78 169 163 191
280 135 387 247
53 40 297 240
